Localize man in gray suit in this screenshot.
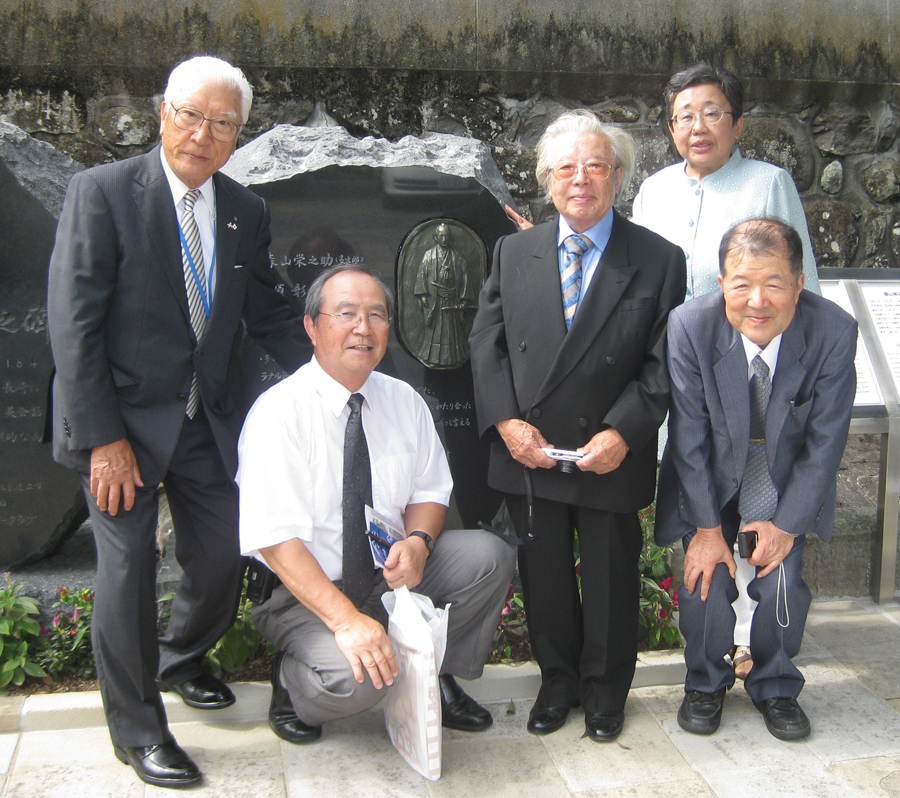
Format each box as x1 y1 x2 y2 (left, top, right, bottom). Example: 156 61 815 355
48 56 306 787
656 218 857 740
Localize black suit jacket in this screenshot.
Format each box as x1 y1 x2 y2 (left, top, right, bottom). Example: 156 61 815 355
48 147 306 483
468 211 686 513
655 290 858 546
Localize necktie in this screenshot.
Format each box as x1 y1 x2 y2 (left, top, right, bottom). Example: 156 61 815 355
560 234 593 329
342 393 375 606
739 355 779 522
181 188 207 418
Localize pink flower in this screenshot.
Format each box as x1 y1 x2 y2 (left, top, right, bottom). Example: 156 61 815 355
575 562 582 576
73 608 82 623
39 625 49 636
659 577 674 592
52 613 61 628
672 592 679 608
659 608 668 620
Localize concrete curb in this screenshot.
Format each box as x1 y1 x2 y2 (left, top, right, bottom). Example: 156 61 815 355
0 651 686 734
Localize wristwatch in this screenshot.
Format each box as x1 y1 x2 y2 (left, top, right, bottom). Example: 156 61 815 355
409 530 435 556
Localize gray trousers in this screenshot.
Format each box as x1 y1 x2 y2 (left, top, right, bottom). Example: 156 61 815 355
252 528 515 726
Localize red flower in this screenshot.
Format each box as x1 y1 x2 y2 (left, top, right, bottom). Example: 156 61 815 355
659 577 674 592
659 608 668 620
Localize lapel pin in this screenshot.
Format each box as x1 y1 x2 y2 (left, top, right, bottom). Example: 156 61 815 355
227 217 238 230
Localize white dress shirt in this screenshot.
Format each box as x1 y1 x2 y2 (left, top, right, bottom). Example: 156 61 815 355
159 148 217 299
236 356 453 580
632 148 819 301
741 333 782 382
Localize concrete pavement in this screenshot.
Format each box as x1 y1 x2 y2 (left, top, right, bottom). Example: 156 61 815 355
2 597 900 797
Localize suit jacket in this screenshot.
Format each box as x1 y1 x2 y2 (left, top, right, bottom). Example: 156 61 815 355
48 147 306 484
655 290 858 546
468 211 687 513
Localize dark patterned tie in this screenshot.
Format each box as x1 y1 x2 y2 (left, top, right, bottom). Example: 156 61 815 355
739 355 779 522
560 233 593 329
181 188 207 418
342 393 375 606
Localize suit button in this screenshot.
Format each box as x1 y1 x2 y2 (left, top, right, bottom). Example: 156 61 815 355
606 356 616 365
178 394 188 403
519 342 526 352
733 479 738 488
532 408 542 418
579 417 588 428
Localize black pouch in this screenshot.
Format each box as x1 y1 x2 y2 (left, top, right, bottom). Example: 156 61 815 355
246 558 280 603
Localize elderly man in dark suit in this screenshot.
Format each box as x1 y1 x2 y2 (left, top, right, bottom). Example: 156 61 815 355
47 56 306 787
469 110 686 742
656 218 857 740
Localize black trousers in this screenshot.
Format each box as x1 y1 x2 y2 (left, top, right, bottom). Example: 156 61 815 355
506 493 642 714
86 410 243 747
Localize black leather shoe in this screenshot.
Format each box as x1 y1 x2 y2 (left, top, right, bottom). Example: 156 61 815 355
113 740 201 788
439 674 493 731
753 696 810 740
156 672 236 710
677 688 726 735
269 650 322 744
585 710 624 742
527 704 570 735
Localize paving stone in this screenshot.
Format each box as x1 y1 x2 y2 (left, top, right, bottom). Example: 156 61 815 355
831 754 900 797
4 727 142 798
0 697 23 734
433 736 570 798
0 733 18 774
282 706 430 797
572 781 716 798
538 697 697 794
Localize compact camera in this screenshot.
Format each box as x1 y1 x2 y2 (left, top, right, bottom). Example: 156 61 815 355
541 447 583 474
738 530 758 559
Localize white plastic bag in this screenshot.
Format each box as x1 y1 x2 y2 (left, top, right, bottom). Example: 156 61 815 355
381 586 450 781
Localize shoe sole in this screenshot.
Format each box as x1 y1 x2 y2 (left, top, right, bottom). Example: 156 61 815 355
114 746 202 788
441 718 493 732
677 712 720 735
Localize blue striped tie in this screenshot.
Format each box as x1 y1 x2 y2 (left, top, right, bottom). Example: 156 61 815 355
560 233 593 329
181 189 207 418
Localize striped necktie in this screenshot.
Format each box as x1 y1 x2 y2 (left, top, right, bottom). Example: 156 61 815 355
181 188 207 418
560 233 593 329
739 355 779 523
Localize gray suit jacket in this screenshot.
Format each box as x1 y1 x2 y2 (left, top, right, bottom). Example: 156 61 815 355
48 147 306 483
469 211 686 513
655 290 857 546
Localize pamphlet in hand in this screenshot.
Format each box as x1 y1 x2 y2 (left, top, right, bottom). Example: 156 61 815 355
365 506 407 568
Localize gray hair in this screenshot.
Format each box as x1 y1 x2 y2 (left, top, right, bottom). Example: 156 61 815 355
304 264 395 323
535 109 634 200
164 56 253 124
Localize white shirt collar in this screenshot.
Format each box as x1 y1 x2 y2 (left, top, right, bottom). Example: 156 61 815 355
158 146 215 210
740 332 782 381
308 355 371 417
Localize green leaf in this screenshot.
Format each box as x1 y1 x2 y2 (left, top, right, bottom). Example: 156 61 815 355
22 661 47 678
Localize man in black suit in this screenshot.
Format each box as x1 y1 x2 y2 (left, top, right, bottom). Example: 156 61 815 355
469 110 686 742
47 56 306 788
656 219 857 740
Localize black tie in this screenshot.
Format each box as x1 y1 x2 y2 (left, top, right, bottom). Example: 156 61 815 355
342 393 375 606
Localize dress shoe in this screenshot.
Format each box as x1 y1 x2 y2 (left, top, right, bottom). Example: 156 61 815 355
753 696 810 740
113 740 201 788
439 674 493 731
527 704 570 735
156 672 236 709
585 710 624 742
677 688 726 735
269 650 322 744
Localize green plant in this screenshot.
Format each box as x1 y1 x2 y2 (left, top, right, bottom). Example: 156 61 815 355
204 580 273 676
0 573 47 692
638 504 682 650
158 578 274 677
36 587 96 681
490 585 531 663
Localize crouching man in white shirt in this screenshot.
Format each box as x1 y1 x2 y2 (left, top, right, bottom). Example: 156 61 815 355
237 264 515 743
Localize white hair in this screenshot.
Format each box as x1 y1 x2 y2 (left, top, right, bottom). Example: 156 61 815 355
535 109 635 201
164 56 253 124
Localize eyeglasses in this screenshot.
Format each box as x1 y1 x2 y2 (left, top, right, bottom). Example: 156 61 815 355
319 311 391 330
670 108 735 129
171 105 241 143
551 162 614 181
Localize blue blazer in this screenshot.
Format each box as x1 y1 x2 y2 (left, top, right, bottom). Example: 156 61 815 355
48 147 306 483
655 289 857 545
